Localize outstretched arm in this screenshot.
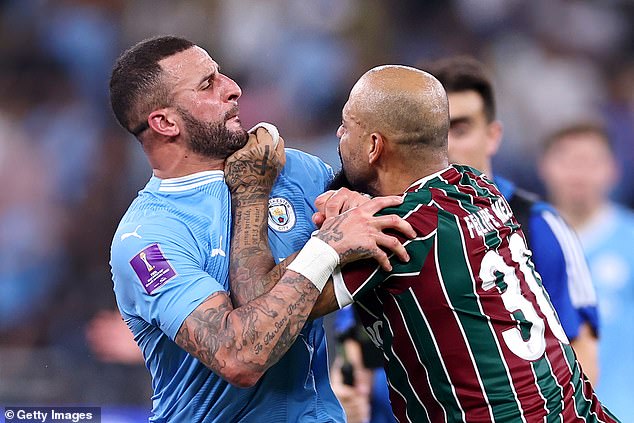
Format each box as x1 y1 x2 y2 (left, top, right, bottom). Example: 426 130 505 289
225 130 414 309
176 195 413 387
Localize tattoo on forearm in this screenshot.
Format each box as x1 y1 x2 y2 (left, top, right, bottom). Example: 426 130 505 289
176 275 319 378
228 161 282 306
175 292 233 372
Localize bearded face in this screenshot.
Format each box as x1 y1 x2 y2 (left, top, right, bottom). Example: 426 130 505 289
178 107 248 160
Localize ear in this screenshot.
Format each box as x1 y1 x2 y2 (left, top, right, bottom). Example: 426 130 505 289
486 120 503 156
148 108 180 138
368 132 385 165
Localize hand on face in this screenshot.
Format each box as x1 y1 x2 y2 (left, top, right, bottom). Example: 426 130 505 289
224 126 286 196
312 188 372 227
315 195 417 271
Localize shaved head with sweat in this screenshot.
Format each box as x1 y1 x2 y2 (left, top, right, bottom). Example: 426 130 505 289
336 65 449 196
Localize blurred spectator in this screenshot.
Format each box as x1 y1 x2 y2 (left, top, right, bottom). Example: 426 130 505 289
601 60 634 207
86 310 143 364
0 110 64 344
539 122 634 420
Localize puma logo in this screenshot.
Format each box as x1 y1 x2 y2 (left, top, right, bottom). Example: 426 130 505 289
121 225 142 241
211 235 226 257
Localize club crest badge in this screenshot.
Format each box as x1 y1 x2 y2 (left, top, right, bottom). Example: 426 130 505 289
268 197 296 232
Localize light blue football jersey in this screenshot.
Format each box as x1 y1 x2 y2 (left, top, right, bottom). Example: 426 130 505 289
577 204 634 420
111 149 344 422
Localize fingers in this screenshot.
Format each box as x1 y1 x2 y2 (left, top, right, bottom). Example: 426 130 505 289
274 135 286 167
254 126 274 146
314 188 373 219
245 132 259 147
249 122 280 147
371 214 417 239
253 127 285 167
359 195 405 215
327 188 371 218
374 232 409 264
314 190 337 213
371 248 393 272
312 211 326 227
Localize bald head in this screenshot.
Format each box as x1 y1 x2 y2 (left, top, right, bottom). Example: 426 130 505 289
349 65 449 150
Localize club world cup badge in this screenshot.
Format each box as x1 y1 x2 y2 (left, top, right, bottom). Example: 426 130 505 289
268 197 296 232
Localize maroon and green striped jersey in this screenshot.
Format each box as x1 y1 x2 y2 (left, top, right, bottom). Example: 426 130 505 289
335 165 619 422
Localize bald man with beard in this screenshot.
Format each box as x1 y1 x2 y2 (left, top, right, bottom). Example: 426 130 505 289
299 65 620 422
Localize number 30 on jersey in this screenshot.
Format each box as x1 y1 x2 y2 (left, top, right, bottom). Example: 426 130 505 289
480 233 569 360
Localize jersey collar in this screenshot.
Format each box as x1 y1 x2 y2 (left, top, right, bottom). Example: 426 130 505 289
405 166 453 192
155 170 225 192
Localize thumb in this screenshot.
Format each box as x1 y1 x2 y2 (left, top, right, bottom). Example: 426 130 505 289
312 211 326 228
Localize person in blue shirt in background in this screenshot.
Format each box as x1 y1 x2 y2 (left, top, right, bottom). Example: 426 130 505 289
329 56 600 423
539 122 634 420
108 35 415 422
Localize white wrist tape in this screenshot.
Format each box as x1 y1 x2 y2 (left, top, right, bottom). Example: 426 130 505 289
248 122 280 148
287 236 339 292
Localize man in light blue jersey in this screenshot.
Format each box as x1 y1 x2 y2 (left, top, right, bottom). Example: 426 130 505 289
540 122 634 420
108 36 415 422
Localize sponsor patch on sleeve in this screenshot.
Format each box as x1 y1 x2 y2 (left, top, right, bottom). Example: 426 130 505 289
130 243 177 294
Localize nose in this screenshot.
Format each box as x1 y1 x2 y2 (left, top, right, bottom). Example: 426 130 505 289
221 73 242 102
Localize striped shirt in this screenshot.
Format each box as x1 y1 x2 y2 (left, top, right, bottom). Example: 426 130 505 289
333 165 619 423
494 176 598 340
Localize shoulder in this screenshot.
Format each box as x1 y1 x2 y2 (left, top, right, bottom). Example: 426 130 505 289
283 148 333 177
613 204 634 225
277 148 334 195
111 213 197 269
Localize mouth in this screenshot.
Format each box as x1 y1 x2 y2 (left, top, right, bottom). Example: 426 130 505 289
225 106 240 122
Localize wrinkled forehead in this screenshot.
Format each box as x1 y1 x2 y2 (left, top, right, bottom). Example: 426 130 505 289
159 45 218 86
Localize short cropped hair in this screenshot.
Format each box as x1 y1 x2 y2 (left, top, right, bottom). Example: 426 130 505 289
542 122 612 155
109 36 194 135
421 56 496 122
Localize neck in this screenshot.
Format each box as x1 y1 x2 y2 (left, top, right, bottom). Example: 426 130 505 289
481 160 493 178
144 139 225 179
371 155 449 196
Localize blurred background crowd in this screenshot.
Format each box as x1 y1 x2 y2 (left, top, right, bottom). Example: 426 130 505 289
1 0 633 420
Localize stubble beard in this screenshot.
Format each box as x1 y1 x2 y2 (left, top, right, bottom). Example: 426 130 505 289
178 107 248 160
329 147 373 194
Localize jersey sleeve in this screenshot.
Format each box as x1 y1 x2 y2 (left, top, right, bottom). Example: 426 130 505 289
529 205 599 338
111 216 225 341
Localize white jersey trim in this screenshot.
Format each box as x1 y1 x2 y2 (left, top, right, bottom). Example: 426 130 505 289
158 171 225 192
406 166 452 192
541 210 597 307
332 267 353 309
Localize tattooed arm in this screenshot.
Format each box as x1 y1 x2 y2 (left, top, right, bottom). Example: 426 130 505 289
224 128 287 306
176 196 415 387
225 128 415 312
176 269 320 388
